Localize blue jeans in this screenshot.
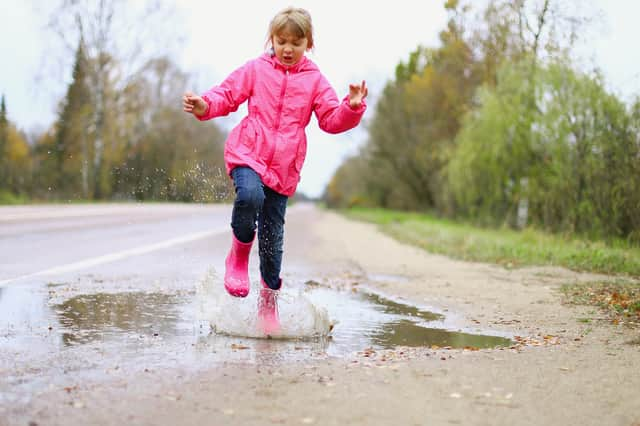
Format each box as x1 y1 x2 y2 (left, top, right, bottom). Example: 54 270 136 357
230 167 287 290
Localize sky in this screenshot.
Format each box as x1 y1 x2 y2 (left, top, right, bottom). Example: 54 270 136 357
1 0 639 198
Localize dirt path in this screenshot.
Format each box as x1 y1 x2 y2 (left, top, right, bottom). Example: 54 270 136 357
5 206 639 426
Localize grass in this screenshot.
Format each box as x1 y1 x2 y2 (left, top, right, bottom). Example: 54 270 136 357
0 190 29 205
562 280 640 327
343 207 640 277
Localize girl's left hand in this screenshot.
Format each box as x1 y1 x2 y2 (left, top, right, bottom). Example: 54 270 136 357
348 80 368 109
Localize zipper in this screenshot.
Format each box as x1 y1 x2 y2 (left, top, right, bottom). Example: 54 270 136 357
274 69 289 131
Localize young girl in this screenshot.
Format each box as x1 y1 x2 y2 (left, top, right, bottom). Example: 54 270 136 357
182 7 367 334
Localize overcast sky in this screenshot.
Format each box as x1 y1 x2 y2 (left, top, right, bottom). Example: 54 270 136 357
1 0 639 197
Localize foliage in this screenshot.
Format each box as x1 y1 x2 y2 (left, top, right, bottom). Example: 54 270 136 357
324 152 372 208
109 57 229 202
326 0 639 243
0 95 32 201
0 95 7 187
562 280 640 327
38 41 94 199
11 1 231 203
449 60 640 240
12 0 230 203
0 190 29 205
328 1 480 212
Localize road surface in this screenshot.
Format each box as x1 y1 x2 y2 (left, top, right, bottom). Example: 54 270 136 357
1 203 638 426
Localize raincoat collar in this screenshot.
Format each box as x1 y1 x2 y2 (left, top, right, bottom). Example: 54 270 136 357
261 51 312 73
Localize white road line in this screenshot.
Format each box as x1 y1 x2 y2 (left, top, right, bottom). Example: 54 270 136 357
0 227 228 286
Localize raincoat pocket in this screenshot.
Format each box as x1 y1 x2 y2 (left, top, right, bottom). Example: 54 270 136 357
293 137 307 173
238 119 257 150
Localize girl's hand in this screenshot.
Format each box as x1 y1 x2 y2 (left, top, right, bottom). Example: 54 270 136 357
182 91 208 116
348 80 368 109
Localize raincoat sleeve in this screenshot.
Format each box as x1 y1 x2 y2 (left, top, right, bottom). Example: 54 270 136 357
195 60 255 121
313 75 366 134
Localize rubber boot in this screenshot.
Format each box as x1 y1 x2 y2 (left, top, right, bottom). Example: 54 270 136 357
258 279 281 335
224 233 254 297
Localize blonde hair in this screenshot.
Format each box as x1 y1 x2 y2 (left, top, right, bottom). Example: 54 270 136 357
267 7 314 50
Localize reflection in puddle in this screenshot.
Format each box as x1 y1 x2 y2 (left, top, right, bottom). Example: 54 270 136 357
371 319 511 349
0 281 515 378
1 282 512 358
54 293 187 346
303 287 512 353
362 291 442 322
358 292 511 349
0 280 514 406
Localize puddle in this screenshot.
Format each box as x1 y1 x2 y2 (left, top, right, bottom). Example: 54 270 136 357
54 292 189 346
362 291 442 322
301 286 512 352
0 278 512 357
0 276 512 403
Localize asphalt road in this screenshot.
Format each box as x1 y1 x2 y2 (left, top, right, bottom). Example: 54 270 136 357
2 203 639 426
0 203 234 286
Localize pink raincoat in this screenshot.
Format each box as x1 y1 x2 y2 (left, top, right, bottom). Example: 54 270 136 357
197 53 366 196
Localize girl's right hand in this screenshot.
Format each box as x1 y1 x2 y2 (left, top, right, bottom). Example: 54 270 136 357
182 91 208 116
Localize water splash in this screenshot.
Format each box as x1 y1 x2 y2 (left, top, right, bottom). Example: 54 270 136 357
196 268 331 339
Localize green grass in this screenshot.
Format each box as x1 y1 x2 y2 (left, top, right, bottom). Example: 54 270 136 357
343 207 640 277
562 280 640 326
0 190 29 205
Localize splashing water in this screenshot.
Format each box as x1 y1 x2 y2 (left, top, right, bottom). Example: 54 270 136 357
196 268 331 339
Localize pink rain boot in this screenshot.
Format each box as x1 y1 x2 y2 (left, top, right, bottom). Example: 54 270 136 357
224 233 254 297
258 279 281 335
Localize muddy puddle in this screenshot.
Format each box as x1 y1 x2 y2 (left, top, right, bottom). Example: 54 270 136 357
1 276 511 358
0 275 512 403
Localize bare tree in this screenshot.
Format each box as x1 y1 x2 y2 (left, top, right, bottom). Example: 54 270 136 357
38 0 183 197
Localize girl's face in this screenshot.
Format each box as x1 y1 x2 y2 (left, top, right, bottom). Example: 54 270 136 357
272 31 308 66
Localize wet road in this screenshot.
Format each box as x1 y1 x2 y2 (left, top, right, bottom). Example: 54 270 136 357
3 204 638 426
0 203 232 285
0 203 512 417
0 204 238 405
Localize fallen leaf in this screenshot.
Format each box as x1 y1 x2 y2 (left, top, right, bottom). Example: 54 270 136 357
231 344 250 350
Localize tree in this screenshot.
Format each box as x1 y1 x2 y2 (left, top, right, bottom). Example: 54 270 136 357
32 128 58 200
53 39 93 198
111 57 228 202
3 125 31 196
43 0 181 199
352 0 479 212
0 96 32 199
448 60 640 239
0 95 8 190
326 0 602 217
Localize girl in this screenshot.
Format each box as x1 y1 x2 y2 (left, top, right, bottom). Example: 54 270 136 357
182 7 367 334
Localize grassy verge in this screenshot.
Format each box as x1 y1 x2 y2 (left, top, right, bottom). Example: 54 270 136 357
0 190 29 205
562 280 640 327
343 207 640 277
